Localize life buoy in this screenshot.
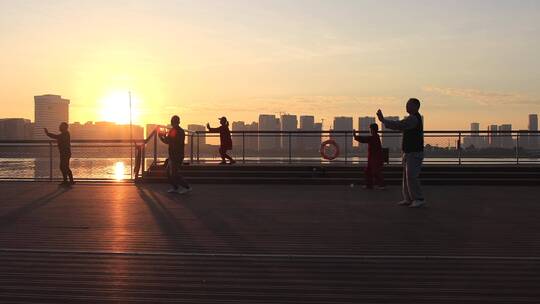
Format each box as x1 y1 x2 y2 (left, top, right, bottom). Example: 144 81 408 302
320 139 340 160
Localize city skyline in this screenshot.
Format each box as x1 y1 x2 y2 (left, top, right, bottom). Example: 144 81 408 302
1 1 540 130
1 94 539 140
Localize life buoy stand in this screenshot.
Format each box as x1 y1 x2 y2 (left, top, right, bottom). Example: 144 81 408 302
320 139 340 160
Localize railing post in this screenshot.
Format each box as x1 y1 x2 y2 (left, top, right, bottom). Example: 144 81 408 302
242 131 245 164
141 145 146 177
288 132 292 164
344 132 348 163
458 132 462 166
190 133 194 164
153 130 157 164
516 132 520 165
49 141 53 181
197 132 200 164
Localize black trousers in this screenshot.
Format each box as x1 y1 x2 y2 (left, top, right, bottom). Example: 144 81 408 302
60 154 74 182
167 157 190 189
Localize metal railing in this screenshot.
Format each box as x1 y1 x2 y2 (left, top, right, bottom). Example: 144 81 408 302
144 129 540 167
1 130 539 181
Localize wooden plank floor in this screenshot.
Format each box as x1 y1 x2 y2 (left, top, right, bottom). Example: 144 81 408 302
1 182 540 303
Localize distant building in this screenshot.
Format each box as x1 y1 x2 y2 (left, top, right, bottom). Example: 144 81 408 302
529 114 538 149
0 118 33 139
331 117 353 154
499 124 513 149
463 122 487 149
299 115 321 153
187 124 206 146
33 95 70 139
232 121 259 151
471 122 480 135
382 116 401 151
488 125 499 148
70 121 144 140
258 115 280 151
280 114 298 150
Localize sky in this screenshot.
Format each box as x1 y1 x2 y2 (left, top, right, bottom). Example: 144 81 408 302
1 0 539 130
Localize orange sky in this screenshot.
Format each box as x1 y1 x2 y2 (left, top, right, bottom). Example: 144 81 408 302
1 1 539 130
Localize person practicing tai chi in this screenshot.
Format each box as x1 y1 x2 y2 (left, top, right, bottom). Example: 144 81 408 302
206 116 236 165
353 123 385 190
159 115 192 194
377 98 426 208
44 122 74 186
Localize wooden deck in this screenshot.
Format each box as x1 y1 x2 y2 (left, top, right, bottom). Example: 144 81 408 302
1 182 540 303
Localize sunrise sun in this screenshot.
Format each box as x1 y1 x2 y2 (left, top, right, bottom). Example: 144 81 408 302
98 91 141 125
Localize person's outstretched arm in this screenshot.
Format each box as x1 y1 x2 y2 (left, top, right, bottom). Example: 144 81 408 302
377 110 418 131
43 128 59 139
206 123 220 132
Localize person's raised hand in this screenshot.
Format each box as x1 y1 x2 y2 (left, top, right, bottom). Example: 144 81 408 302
376 110 384 122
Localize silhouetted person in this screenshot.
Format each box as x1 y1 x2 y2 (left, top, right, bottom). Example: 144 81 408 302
377 98 425 208
206 117 236 165
354 123 385 190
159 115 192 194
44 122 74 186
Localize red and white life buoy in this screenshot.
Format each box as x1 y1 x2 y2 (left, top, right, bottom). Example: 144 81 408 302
320 139 340 160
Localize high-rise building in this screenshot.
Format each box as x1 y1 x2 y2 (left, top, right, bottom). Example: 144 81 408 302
463 122 486 149
187 124 206 146
471 123 480 135
0 118 33 139
33 95 70 139
488 125 499 148
358 117 376 134
331 117 353 154
280 114 298 150
529 114 538 149
382 116 401 151
231 121 245 152
232 121 259 151
299 115 321 153
258 115 280 151
499 124 513 149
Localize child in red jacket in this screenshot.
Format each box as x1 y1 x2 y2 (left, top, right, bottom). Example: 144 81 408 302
354 123 385 190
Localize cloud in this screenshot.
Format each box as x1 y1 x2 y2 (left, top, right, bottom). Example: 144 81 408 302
422 86 540 106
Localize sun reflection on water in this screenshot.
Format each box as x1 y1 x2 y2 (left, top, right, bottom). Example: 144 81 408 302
114 162 126 181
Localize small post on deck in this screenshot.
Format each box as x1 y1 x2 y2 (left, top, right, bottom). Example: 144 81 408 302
288 132 292 164
141 145 146 177
458 132 462 166
344 132 348 163
242 131 245 164
197 132 200 164
153 129 158 164
516 132 520 165
49 141 53 181
190 133 194 164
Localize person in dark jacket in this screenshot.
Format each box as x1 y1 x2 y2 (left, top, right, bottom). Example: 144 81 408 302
377 98 425 208
44 122 74 186
159 115 192 194
353 123 385 190
206 117 236 165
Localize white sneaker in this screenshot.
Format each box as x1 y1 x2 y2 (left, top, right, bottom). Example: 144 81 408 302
177 187 192 194
409 200 426 208
167 188 178 193
397 200 412 206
